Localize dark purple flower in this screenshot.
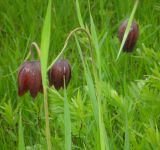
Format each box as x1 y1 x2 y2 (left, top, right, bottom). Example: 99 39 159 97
18 61 43 98
48 59 71 90
118 20 139 52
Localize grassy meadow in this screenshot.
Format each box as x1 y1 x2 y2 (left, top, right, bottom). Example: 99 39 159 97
0 0 160 149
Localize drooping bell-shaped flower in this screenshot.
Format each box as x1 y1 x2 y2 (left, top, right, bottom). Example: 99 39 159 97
48 59 71 90
18 61 43 98
118 20 139 52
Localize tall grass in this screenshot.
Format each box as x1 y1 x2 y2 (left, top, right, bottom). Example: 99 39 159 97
0 0 160 149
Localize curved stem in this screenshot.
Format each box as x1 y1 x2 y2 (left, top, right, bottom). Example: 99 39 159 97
47 27 94 71
25 42 41 61
2 43 41 78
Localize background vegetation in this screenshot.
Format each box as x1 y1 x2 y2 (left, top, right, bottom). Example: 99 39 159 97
0 0 160 149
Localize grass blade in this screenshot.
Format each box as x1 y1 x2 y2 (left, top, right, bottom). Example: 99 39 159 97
40 0 52 149
76 0 84 28
116 0 139 60
75 35 99 124
40 0 51 86
90 14 101 77
18 111 25 150
88 5 109 148
75 35 110 149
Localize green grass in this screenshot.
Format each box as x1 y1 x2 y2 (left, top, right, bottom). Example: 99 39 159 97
0 0 160 149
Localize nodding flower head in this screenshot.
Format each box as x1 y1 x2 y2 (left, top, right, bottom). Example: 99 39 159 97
118 20 139 52
18 61 43 98
48 59 71 90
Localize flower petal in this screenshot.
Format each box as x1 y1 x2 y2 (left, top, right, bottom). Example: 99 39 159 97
27 61 42 98
18 63 29 96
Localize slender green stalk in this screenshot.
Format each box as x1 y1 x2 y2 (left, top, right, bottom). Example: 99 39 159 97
43 87 52 150
2 42 41 78
18 111 25 150
24 42 41 61
64 79 71 150
47 27 93 71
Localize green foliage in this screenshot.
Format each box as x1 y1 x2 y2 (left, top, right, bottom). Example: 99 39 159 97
0 0 160 149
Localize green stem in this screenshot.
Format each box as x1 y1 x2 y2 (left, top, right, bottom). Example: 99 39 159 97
43 87 52 150
25 42 41 61
47 27 94 71
2 42 41 78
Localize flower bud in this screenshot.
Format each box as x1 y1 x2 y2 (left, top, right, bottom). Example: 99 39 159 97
48 59 71 90
18 61 42 98
118 20 139 52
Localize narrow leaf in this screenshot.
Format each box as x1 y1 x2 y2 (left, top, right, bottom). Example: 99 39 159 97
76 0 84 28
40 0 51 87
40 0 52 149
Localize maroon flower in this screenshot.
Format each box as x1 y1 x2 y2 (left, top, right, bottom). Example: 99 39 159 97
48 59 71 90
118 20 139 52
18 61 43 98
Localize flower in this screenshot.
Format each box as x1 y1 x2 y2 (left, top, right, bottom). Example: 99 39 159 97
48 59 71 90
18 61 43 98
118 20 139 52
